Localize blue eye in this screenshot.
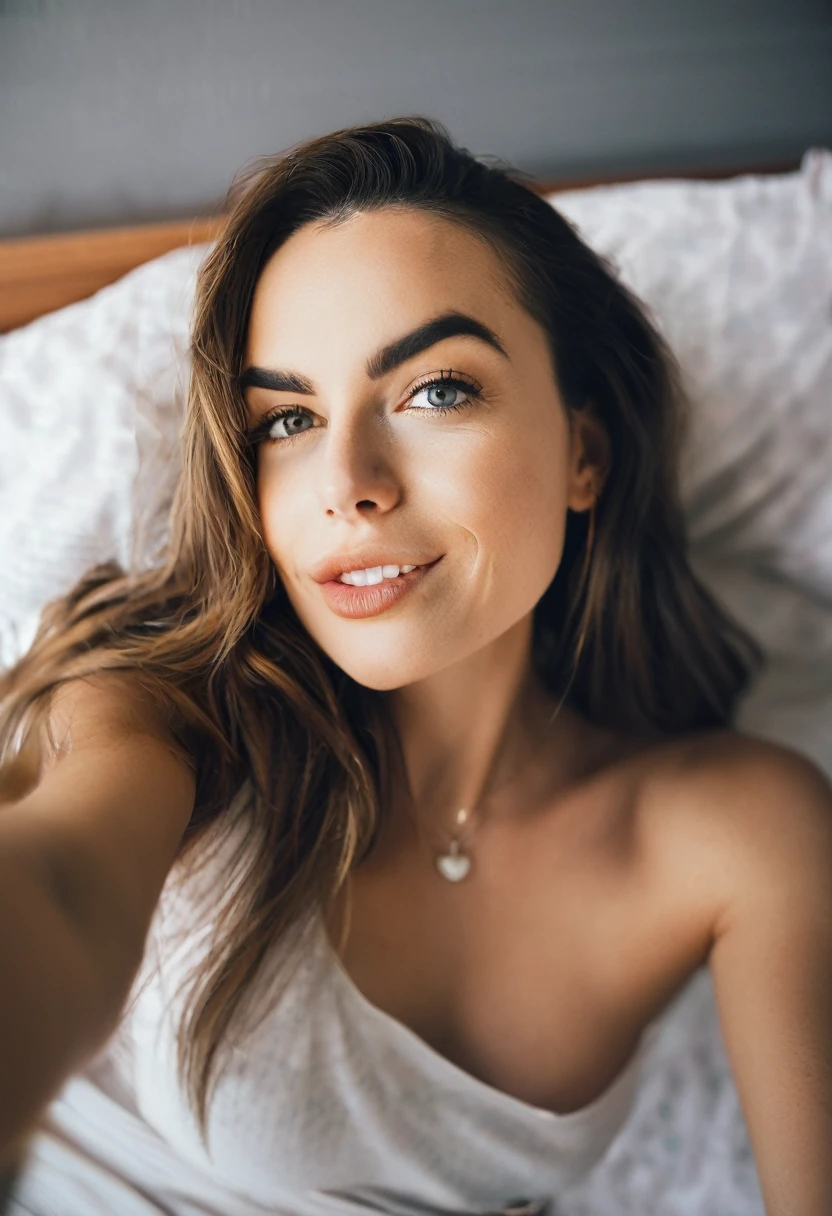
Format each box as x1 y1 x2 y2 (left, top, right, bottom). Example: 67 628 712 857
246 408 314 447
267 411 314 440
407 373 482 413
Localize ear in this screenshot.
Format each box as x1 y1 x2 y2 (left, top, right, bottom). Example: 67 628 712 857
566 402 610 512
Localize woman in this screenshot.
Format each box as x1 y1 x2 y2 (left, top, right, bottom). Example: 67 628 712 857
1 117 830 1216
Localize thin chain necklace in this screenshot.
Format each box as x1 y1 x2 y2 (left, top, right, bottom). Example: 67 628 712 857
403 503 596 882
404 685 572 884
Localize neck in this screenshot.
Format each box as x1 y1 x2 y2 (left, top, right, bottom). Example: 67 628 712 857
383 615 577 836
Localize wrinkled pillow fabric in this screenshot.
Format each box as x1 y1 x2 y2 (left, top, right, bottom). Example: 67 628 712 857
0 243 202 668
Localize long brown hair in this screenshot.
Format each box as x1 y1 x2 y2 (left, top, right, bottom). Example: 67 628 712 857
0 116 763 1129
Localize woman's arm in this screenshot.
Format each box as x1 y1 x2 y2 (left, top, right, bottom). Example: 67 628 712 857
0 673 196 1161
702 741 832 1216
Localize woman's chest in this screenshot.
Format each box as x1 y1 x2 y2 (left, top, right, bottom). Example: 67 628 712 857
329 763 716 1116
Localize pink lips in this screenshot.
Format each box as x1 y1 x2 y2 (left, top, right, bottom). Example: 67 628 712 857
317 559 441 619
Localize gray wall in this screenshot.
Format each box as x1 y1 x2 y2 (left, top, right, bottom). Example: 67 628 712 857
1 0 830 239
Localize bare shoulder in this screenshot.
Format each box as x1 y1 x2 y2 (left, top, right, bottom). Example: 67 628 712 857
15 668 198 847
44 669 192 762
2 669 199 953
635 728 832 943
29 670 197 811
1 669 194 807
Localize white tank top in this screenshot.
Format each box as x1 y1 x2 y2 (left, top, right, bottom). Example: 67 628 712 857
15 842 661 1216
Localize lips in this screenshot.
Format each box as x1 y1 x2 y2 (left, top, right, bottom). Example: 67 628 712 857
316 558 441 620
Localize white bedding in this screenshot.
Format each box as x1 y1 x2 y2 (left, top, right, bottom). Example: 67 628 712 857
3 149 832 1215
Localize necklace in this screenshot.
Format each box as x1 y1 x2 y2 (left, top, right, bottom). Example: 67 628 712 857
402 501 596 883
408 686 573 884
436 808 476 882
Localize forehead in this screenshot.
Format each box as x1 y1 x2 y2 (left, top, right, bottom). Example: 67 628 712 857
245 207 520 359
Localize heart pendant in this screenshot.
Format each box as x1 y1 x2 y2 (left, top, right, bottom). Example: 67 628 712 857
436 850 471 882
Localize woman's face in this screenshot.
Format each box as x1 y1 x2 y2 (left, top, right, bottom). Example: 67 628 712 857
243 206 600 690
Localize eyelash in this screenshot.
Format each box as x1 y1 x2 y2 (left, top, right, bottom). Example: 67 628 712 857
246 370 483 448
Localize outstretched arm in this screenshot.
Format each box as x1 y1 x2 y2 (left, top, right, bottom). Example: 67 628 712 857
0 673 196 1163
705 743 832 1216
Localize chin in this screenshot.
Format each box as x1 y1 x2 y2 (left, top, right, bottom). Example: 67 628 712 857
325 650 432 692
303 623 447 692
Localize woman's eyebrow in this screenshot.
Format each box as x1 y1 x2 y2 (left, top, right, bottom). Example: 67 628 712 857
239 310 509 393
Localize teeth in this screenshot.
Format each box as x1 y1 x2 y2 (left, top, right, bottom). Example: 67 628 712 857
339 563 420 585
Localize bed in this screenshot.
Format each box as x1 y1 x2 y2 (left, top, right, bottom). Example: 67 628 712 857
1 151 831 1215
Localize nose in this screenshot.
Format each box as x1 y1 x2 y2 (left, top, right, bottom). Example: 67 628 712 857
315 409 401 520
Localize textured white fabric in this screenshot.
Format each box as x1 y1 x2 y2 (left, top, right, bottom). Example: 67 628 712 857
13 894 659 1216
12 965 754 1216
0 241 198 668
4 150 832 1214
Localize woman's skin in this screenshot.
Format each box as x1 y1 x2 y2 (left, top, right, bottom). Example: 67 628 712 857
244 206 832 1210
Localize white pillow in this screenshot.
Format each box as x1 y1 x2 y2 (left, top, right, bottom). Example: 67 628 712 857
1 150 831 773
0 243 203 668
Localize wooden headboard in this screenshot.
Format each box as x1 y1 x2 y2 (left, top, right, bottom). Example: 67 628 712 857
0 159 799 334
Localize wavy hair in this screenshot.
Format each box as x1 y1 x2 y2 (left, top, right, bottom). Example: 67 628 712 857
0 115 763 1130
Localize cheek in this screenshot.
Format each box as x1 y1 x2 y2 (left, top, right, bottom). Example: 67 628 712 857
256 462 298 572
449 421 568 601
